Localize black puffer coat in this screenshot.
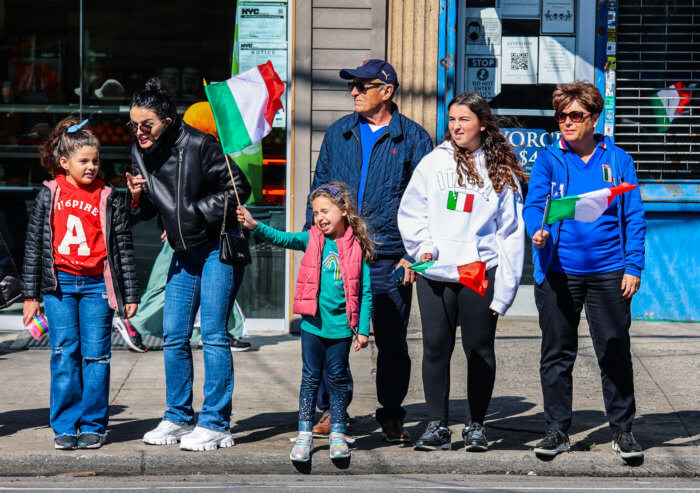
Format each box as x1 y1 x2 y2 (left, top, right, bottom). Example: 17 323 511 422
21 181 139 315
129 116 251 251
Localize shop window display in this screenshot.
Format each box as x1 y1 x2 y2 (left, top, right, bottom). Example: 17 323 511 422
0 0 289 319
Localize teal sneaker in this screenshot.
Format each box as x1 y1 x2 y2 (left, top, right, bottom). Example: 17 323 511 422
289 431 313 462
329 432 351 459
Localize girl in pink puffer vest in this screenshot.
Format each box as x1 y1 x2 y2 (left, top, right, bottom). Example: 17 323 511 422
237 182 374 464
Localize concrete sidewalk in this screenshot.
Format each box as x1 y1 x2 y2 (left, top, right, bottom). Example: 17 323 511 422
0 317 697 477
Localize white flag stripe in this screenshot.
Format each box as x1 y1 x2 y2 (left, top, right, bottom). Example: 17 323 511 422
226 69 271 143
456 193 467 211
574 194 611 222
422 265 460 283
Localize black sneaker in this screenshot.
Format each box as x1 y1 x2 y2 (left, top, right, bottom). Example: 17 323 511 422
414 421 451 451
113 316 147 353
612 431 643 460
462 422 488 452
229 337 252 352
77 433 106 449
534 429 570 457
54 435 77 450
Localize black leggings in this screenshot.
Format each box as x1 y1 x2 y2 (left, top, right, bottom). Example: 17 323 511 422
416 267 498 426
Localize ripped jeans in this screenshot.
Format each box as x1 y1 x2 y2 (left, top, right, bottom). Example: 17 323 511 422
44 270 113 438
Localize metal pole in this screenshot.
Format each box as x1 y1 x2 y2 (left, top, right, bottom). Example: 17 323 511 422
79 0 83 119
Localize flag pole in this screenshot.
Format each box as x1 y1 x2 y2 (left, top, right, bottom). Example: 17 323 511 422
540 194 551 235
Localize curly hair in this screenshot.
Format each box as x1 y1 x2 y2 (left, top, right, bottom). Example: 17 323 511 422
552 80 604 115
40 117 100 177
309 182 375 263
444 92 527 193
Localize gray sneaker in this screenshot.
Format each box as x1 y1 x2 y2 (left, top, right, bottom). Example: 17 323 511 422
462 422 488 451
534 429 570 457
414 421 451 451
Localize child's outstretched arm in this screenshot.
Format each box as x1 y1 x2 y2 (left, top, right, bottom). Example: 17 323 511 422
238 205 309 251
236 205 258 230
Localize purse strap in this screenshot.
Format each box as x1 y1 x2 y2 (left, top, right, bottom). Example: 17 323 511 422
223 154 245 238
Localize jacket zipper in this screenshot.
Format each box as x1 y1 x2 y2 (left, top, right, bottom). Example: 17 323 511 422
351 127 390 212
104 193 124 316
176 148 187 249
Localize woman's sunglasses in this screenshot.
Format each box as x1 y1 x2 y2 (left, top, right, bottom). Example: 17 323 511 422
127 120 166 135
347 81 385 92
554 111 591 123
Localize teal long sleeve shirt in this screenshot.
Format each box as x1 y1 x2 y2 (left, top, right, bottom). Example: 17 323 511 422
253 221 372 339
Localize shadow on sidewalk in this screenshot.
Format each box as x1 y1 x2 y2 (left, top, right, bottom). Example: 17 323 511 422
229 410 298 443
0 405 128 437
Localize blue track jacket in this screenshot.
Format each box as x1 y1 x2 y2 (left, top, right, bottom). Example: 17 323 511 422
523 135 646 284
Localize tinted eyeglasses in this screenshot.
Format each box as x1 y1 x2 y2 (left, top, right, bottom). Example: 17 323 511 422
347 81 385 92
554 111 591 123
127 119 166 135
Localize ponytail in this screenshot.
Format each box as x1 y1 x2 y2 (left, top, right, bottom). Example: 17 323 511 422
40 117 100 177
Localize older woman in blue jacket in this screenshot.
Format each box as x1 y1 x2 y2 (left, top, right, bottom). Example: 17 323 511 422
523 81 646 462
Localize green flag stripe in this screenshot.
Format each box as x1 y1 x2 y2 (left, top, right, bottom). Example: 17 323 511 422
546 196 579 224
447 191 457 210
204 82 251 154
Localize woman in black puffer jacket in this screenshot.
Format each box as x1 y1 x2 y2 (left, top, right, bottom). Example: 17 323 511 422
126 78 251 452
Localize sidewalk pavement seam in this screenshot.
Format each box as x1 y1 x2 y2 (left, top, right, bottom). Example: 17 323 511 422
631 347 698 447
110 353 143 407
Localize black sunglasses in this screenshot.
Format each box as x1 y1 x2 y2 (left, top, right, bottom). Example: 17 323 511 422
127 119 166 135
347 81 385 92
554 111 591 123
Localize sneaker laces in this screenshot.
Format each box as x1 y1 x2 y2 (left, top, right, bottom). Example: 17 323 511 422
290 432 312 445
329 433 355 446
466 422 484 439
615 431 638 448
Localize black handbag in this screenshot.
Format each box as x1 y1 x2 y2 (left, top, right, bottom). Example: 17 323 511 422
219 156 252 266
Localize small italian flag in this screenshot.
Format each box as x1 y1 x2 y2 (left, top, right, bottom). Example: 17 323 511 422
410 260 488 296
545 182 637 225
204 60 285 154
447 191 474 212
651 82 695 133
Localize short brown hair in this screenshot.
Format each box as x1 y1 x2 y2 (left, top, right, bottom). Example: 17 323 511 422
552 81 604 115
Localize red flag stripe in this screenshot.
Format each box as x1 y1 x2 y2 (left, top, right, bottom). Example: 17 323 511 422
258 60 285 126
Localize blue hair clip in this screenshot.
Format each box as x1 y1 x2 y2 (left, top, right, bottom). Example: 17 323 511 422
320 184 341 197
67 119 89 133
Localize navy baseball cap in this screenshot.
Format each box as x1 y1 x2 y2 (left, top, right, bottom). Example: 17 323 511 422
339 59 399 88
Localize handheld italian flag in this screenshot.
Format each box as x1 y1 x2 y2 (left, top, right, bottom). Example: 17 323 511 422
545 182 637 225
204 60 285 154
409 260 488 296
651 82 695 133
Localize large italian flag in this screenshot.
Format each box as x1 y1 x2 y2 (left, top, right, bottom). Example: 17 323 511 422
409 260 488 296
651 82 694 133
545 183 636 224
204 60 285 154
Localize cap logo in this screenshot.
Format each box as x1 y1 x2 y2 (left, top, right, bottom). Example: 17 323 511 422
360 60 368 66
381 69 389 79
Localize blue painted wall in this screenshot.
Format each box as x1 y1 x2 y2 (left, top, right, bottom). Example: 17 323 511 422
632 181 700 322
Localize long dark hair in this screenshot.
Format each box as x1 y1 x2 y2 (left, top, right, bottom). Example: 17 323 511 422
130 77 178 120
444 92 527 193
40 117 100 177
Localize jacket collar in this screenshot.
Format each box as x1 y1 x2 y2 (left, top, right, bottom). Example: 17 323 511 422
342 102 403 140
546 133 609 167
147 114 184 155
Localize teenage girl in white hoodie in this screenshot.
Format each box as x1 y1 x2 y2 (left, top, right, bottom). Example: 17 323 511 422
398 91 527 452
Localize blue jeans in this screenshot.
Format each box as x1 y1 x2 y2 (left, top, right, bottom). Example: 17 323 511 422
162 241 244 431
44 270 113 438
299 330 352 434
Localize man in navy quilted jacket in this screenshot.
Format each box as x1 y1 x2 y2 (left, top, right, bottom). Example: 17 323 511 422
305 59 433 442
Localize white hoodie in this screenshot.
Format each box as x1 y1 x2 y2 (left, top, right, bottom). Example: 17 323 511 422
397 141 525 315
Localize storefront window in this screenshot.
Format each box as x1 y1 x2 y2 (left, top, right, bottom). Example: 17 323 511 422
455 0 595 284
0 0 289 320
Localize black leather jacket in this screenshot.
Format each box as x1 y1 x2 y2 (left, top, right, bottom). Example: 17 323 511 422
129 117 251 251
21 181 139 315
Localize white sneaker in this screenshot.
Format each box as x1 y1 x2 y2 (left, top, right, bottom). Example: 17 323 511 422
179 426 234 451
143 420 194 445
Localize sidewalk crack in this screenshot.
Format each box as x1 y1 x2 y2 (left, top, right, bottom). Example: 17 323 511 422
632 348 698 446
110 353 143 405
